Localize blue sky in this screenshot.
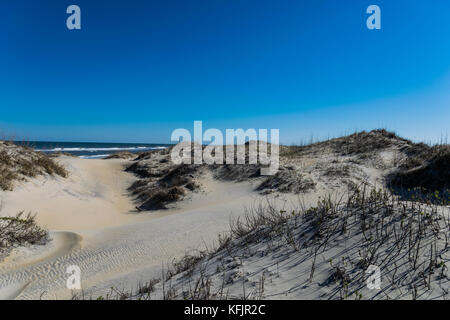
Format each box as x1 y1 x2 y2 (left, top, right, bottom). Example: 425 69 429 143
0 0 449 144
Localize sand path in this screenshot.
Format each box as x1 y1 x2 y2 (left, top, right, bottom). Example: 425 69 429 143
0 157 271 299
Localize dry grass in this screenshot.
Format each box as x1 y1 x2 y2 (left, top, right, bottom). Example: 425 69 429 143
104 151 137 160
256 169 315 193
125 129 449 210
184 189 447 300
69 130 449 300
281 129 425 158
389 145 450 204
128 162 200 210
92 186 449 300
137 186 186 210
0 141 68 191
0 211 49 261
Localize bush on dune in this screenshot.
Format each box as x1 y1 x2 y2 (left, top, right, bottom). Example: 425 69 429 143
138 186 186 210
0 212 49 261
85 186 449 300
0 141 68 191
389 145 450 204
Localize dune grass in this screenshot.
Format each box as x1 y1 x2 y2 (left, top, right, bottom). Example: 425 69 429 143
0 211 49 261
77 185 448 300
0 141 67 191
388 145 450 205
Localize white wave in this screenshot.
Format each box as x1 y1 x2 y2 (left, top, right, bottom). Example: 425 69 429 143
36 146 166 152
78 154 110 159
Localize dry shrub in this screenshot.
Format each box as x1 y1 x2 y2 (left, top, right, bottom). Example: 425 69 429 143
257 169 315 193
281 129 425 158
104 152 136 160
389 145 450 204
138 186 186 210
0 167 17 191
156 187 449 300
0 142 68 191
0 212 49 261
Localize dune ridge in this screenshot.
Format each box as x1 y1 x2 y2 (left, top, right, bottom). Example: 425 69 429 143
0 130 448 299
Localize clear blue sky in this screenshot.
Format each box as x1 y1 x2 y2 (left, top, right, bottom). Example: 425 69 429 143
0 0 449 144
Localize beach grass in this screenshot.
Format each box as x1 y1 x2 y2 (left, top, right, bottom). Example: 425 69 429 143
0 211 49 261
0 141 67 191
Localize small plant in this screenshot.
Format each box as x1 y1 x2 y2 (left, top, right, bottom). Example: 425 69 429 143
0 211 49 261
0 141 67 191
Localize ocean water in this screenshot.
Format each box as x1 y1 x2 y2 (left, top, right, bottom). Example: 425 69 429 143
14 141 170 159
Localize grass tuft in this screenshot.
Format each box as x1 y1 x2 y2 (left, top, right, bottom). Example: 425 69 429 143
0 211 49 261
0 141 68 191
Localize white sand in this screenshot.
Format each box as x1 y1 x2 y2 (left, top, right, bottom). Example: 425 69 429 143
0 157 286 299
2 140 438 300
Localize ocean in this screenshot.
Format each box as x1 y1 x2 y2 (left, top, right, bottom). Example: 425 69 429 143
14 141 170 159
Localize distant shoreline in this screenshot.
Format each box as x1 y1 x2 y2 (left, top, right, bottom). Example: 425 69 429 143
12 141 171 159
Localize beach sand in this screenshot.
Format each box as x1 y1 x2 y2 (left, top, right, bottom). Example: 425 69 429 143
0 156 287 299
1 131 448 300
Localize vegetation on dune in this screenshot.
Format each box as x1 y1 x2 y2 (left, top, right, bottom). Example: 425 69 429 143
76 186 449 300
125 129 449 210
0 141 68 191
128 163 201 210
0 211 49 261
137 186 186 210
256 168 316 193
281 129 425 158
389 145 450 205
68 130 450 300
104 151 137 160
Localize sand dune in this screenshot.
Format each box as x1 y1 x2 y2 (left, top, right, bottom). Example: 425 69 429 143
0 157 284 299
0 157 140 231
0 131 448 300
